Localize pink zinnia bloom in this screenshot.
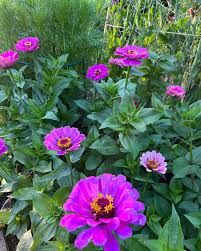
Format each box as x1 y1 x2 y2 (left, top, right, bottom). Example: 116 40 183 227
15 37 40 52
0 138 8 156
140 151 167 174
114 45 149 60
166 85 186 99
60 173 146 251
0 50 19 69
44 126 85 155
86 64 109 82
109 57 142 67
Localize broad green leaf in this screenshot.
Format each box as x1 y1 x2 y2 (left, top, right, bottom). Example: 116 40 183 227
140 108 162 125
185 212 201 228
90 136 119 155
17 230 33 251
0 210 11 224
158 205 184 251
85 152 102 170
100 115 124 131
119 132 139 159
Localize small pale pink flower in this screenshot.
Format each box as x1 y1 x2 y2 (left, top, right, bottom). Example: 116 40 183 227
0 138 8 156
114 45 149 60
140 150 167 174
109 57 142 67
166 85 186 99
44 126 85 155
86 64 109 82
15 37 40 52
60 174 146 251
0 50 19 69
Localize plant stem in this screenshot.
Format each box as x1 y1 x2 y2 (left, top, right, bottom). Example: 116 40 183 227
125 66 131 91
65 155 74 186
189 131 195 188
141 172 151 199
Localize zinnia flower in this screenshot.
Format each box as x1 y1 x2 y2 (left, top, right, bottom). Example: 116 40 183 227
60 173 146 251
86 64 109 82
15 37 40 52
140 151 167 174
0 50 19 69
166 85 186 99
109 57 142 67
44 126 85 155
114 45 149 60
0 138 8 156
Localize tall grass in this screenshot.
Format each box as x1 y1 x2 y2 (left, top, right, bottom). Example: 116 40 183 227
0 0 106 64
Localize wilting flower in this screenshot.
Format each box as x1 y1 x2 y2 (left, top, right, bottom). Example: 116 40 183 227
15 37 40 52
166 85 186 99
60 174 146 251
0 50 19 69
114 45 149 60
87 64 109 82
140 151 167 174
44 126 85 155
109 57 142 67
0 138 8 156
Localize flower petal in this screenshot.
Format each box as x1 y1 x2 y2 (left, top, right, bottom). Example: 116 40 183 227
60 214 86 231
92 225 108 246
104 232 120 251
74 228 93 249
115 223 132 239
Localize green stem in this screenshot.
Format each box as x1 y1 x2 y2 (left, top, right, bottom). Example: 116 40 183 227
125 66 131 91
189 131 195 188
65 155 74 186
141 172 151 199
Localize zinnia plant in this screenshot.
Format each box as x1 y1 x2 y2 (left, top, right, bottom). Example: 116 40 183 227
86 64 109 82
44 126 85 155
140 150 167 174
60 174 146 251
0 50 19 68
0 138 8 156
15 37 40 52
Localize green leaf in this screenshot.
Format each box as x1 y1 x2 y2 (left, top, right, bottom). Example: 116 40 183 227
173 157 198 178
0 210 11 224
0 89 8 103
17 230 33 251
151 94 164 110
129 118 146 132
90 136 119 155
74 100 91 112
119 132 139 159
158 205 184 251
85 152 102 170
53 187 71 207
12 187 39 200
42 111 59 121
140 108 162 125
34 161 52 173
185 212 201 228
70 147 85 163
100 115 124 131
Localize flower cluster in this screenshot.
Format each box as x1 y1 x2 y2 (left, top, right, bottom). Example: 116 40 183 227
60 174 146 251
166 85 186 99
109 45 149 67
0 36 40 69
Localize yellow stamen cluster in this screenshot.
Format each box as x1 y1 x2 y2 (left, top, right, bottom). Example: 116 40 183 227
90 193 114 215
57 137 71 149
128 50 137 55
147 159 158 170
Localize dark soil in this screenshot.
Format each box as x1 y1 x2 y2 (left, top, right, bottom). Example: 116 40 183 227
5 234 18 251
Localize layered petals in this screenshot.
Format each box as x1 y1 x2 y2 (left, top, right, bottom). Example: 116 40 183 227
87 64 109 82
15 37 40 52
166 85 186 99
44 126 85 155
60 174 146 250
0 138 8 156
0 50 19 69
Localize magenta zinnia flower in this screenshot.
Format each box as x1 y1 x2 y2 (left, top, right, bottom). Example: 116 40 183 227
114 45 149 60
60 174 146 251
44 126 85 155
86 64 109 82
0 138 8 156
109 57 142 67
0 50 19 69
166 85 186 99
140 151 167 174
15 37 40 52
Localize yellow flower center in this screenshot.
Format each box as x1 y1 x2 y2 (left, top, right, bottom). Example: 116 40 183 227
90 193 115 220
57 137 72 149
147 159 158 170
24 41 32 47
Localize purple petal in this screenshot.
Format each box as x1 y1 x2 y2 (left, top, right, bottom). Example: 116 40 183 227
60 214 86 231
92 225 108 246
74 228 93 249
115 223 132 239
104 232 120 251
